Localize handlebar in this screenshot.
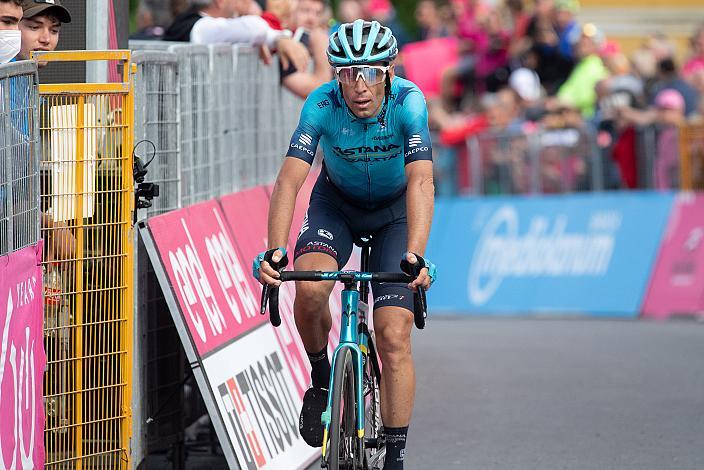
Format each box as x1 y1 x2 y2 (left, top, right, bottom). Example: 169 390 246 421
260 270 428 329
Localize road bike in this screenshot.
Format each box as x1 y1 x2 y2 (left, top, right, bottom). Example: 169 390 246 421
261 238 427 469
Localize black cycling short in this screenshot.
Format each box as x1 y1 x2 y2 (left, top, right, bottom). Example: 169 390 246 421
294 171 414 312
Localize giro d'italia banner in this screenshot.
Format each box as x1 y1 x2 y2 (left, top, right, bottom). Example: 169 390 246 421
426 193 675 316
0 243 45 468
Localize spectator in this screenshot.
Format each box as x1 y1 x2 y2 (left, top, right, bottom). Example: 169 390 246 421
683 24 704 82
269 0 333 98
16 0 71 67
653 89 685 189
553 0 579 60
130 3 165 39
362 0 411 48
518 0 574 93
415 0 450 41
336 0 364 25
163 0 309 72
0 0 22 64
557 23 609 117
649 57 699 117
509 67 545 121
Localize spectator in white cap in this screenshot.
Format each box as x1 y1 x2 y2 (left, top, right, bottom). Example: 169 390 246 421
509 67 546 122
556 23 609 117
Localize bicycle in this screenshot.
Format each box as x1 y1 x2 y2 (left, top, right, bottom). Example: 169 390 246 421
260 237 428 469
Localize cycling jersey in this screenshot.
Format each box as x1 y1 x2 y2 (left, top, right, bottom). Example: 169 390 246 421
287 77 432 207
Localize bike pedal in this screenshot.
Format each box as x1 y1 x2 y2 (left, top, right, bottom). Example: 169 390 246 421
364 438 379 448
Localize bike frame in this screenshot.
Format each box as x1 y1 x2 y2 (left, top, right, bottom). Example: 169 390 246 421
321 272 371 460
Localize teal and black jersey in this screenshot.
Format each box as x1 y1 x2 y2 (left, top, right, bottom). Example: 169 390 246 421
287 77 432 207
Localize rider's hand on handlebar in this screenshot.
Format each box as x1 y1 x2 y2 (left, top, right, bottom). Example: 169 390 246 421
253 248 288 287
403 252 437 292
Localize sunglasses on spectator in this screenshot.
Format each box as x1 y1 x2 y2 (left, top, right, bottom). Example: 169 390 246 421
335 65 389 85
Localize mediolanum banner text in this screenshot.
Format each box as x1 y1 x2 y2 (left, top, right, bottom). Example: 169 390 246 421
427 193 675 316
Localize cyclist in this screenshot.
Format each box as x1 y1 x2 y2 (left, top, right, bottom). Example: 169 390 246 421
254 19 436 470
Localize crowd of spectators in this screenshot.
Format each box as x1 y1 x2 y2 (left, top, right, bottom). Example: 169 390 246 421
132 0 704 193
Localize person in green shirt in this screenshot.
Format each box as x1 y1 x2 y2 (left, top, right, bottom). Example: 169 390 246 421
557 23 609 117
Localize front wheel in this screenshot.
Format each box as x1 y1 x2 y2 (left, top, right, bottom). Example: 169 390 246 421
328 347 359 470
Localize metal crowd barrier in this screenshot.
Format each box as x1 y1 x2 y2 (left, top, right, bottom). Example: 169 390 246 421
680 123 704 190
0 60 40 256
129 41 305 466
131 42 303 214
465 127 603 195
35 50 135 469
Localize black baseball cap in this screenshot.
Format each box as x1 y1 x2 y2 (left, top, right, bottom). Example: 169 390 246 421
21 0 72 23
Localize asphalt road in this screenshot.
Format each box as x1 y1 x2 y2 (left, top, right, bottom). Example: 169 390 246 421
149 317 704 469
402 317 704 470
307 317 704 470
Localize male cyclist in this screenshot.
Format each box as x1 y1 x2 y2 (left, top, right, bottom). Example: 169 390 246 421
254 19 436 470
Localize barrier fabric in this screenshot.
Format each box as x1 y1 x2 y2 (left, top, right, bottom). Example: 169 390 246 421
145 196 318 469
426 193 674 316
642 193 704 319
0 243 45 468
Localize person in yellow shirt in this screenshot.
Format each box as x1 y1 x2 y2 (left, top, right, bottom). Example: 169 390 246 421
557 23 609 117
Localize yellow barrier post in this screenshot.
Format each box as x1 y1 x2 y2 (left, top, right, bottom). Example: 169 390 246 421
34 50 134 470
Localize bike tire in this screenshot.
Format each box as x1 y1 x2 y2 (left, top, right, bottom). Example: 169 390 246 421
328 347 358 470
364 334 385 470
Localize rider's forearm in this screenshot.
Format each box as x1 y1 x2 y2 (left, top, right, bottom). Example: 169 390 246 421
267 175 301 250
406 173 435 256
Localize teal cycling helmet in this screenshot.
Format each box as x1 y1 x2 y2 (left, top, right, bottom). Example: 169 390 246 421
327 19 398 66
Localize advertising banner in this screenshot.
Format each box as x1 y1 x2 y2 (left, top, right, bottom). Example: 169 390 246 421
427 193 674 316
642 193 704 319
220 187 312 401
204 325 313 470
145 195 318 469
147 199 264 356
0 243 45 468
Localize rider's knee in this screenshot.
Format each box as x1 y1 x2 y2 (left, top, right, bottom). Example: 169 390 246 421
375 313 413 367
294 281 332 315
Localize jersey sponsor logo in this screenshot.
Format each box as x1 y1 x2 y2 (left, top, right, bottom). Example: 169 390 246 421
408 134 422 148
405 146 430 158
295 241 338 259
299 133 313 146
372 134 394 141
290 143 314 157
317 99 330 109
332 143 401 157
317 229 334 241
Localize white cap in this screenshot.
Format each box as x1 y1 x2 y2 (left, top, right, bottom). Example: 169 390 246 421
509 68 542 102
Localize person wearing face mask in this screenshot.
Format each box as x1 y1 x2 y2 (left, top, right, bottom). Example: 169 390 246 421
254 20 436 470
0 0 22 64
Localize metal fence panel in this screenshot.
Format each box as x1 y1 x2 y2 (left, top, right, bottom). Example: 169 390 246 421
255 57 284 185
209 44 236 197
0 60 40 256
234 46 259 190
169 44 211 206
466 128 601 195
133 51 180 217
680 123 704 190
37 50 135 469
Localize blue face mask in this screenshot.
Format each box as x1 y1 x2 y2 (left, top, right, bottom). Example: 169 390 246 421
0 30 21 64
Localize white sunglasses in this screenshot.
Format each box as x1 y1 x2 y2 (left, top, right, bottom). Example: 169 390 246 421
335 65 390 85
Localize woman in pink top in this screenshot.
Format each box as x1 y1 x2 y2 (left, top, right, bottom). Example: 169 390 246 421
683 25 704 79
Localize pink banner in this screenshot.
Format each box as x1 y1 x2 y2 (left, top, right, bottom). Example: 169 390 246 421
0 243 45 467
642 193 704 319
147 200 265 355
220 187 312 399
